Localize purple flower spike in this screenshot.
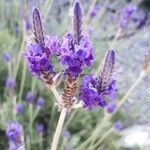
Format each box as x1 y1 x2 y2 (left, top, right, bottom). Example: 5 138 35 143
73 0 83 44
119 4 137 29
25 91 33 103
32 7 44 46
80 50 116 109
36 124 44 134
5 78 16 89
25 7 56 85
114 121 123 131
2 52 11 62
80 75 106 109
16 103 25 114
6 121 24 150
36 97 45 108
99 50 115 91
59 1 94 77
106 102 116 113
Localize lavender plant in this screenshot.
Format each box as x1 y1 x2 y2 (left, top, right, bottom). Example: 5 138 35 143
0 0 150 150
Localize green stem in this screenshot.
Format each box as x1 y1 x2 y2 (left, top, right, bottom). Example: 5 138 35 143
43 0 54 22
51 108 67 150
29 104 33 136
31 78 36 94
64 109 78 127
50 86 61 104
14 22 25 79
18 62 26 102
91 0 109 27
90 128 113 150
108 28 122 49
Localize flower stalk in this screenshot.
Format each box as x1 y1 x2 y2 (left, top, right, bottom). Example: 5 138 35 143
51 108 67 150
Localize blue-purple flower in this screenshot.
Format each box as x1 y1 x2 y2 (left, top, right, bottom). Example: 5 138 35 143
25 42 54 77
2 52 11 62
114 121 123 131
60 32 94 77
63 129 71 140
36 97 45 108
90 3 101 18
119 4 137 29
80 75 106 109
106 102 116 113
36 124 44 134
6 122 24 150
25 91 33 103
80 50 116 109
5 78 16 89
16 103 25 114
25 19 32 31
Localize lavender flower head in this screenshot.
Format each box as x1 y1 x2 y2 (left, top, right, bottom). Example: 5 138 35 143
114 121 123 131
36 97 45 108
119 4 137 29
25 91 33 103
80 50 116 109
2 52 11 62
25 42 54 77
24 7 58 85
16 103 25 114
6 122 24 150
5 78 16 89
60 1 94 77
36 124 44 134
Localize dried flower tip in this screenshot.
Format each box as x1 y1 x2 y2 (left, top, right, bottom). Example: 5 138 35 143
99 49 115 92
72 0 83 45
61 75 78 111
32 7 44 46
143 51 150 73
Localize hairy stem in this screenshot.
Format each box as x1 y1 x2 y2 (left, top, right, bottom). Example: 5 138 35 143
51 108 67 150
50 86 61 104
